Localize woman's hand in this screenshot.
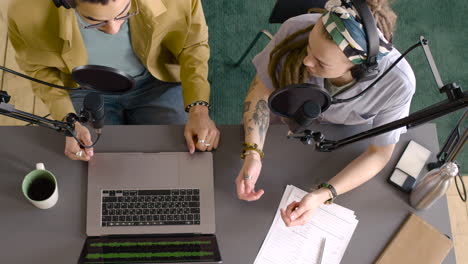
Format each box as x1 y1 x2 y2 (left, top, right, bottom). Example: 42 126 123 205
280 189 330 227
235 152 264 201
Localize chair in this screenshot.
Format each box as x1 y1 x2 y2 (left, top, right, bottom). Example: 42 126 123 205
234 0 327 66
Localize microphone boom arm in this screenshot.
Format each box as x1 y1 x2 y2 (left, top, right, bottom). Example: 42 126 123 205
289 37 468 152
0 91 99 148
302 89 467 152
0 64 133 150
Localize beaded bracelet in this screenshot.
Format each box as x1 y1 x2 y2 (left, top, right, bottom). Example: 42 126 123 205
240 142 264 160
185 100 210 113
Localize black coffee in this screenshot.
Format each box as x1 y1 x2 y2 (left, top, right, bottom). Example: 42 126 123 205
27 178 55 201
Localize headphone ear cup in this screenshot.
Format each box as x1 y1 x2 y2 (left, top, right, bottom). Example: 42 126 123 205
52 0 74 9
351 64 380 82
351 64 365 82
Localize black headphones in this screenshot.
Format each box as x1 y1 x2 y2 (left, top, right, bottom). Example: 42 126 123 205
349 0 380 82
52 0 75 9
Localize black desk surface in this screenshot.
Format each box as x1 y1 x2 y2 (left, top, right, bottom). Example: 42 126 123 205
0 124 455 263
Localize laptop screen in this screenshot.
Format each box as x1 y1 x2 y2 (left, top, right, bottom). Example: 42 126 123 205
78 234 222 264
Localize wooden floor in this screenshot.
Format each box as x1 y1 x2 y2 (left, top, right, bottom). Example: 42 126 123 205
447 178 468 264
1 2 467 263
0 0 49 125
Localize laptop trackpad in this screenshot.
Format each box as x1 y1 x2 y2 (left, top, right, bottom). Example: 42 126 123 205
89 153 179 188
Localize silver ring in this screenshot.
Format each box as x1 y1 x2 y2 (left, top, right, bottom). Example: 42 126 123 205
198 139 206 144
244 174 252 180
75 150 83 158
204 143 211 146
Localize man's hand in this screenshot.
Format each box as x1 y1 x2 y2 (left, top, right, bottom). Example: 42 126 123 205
184 105 220 153
64 122 94 161
280 189 330 227
236 152 264 201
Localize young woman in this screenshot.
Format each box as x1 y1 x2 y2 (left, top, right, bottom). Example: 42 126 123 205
236 0 415 227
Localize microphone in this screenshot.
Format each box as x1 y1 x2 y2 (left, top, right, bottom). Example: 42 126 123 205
289 100 322 133
82 92 105 134
268 83 331 134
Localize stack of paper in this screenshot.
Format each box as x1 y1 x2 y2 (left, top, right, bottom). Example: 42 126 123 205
254 185 359 264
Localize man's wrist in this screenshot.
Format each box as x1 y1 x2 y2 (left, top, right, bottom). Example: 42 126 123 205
188 105 209 115
186 101 210 113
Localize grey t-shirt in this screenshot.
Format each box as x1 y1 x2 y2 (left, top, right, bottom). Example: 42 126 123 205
253 14 416 146
76 13 146 79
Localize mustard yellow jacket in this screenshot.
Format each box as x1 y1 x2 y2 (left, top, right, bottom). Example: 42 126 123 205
8 0 210 120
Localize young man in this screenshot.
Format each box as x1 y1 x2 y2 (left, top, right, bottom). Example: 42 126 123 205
8 0 219 161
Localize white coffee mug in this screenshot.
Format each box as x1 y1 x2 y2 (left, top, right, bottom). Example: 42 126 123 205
22 163 59 209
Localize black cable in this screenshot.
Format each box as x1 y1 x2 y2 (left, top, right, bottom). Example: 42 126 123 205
333 41 422 104
0 66 80 91
65 126 102 148
454 163 467 202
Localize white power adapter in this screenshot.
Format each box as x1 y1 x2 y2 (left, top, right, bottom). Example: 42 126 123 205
388 140 432 193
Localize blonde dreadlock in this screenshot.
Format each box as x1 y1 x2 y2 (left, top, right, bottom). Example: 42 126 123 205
268 25 314 90
366 0 397 42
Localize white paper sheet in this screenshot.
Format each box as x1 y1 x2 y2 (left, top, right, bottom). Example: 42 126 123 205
254 185 359 264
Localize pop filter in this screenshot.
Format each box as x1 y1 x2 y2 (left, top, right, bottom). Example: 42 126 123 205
72 65 135 94
268 83 332 133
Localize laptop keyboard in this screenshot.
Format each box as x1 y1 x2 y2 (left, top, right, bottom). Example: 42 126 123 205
101 189 201 227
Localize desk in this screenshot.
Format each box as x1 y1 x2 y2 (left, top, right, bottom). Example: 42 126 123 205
0 124 455 263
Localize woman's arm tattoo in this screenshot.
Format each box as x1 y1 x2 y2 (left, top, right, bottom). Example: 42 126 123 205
243 101 254 137
252 100 269 144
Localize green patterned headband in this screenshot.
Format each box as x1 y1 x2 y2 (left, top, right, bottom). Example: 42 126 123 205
321 0 393 64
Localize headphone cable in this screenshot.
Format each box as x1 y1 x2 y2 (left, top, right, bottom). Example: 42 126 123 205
332 41 422 104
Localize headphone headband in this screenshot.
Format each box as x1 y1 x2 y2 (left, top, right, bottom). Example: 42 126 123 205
351 0 379 67
349 0 380 81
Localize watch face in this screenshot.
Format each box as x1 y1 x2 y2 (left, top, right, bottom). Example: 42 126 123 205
315 184 336 204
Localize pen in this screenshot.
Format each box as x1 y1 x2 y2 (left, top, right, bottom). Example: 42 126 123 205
318 238 326 264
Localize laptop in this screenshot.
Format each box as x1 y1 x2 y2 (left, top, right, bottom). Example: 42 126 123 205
78 152 222 264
